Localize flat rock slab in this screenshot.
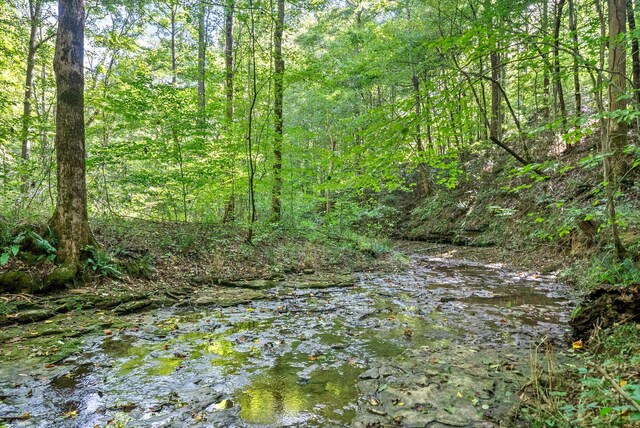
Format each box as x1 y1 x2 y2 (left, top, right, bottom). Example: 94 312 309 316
194 289 267 307
216 279 280 289
351 344 526 428
284 273 356 289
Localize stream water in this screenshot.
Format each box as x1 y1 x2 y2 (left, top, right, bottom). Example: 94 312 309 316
0 255 574 427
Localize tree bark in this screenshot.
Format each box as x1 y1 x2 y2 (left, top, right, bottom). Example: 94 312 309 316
412 66 432 196
627 0 640 105
271 0 284 222
541 0 551 120
170 4 177 85
51 0 93 282
553 0 567 125
605 0 628 259
608 0 629 179
21 0 42 165
197 0 206 119
490 50 502 140
568 0 582 117
222 0 235 223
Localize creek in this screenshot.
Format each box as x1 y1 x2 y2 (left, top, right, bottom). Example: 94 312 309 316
0 254 574 427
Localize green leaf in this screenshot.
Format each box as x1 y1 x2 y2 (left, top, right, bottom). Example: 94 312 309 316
599 407 613 417
0 253 9 266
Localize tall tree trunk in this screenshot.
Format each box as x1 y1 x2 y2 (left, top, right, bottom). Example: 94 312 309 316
222 0 235 223
627 0 640 105
325 111 335 214
609 0 629 179
595 0 607 118
568 0 582 117
271 0 284 222
553 0 567 125
541 0 551 120
170 4 177 85
50 0 94 284
21 0 42 165
197 0 206 120
490 50 502 140
246 0 258 242
412 66 431 196
606 0 628 259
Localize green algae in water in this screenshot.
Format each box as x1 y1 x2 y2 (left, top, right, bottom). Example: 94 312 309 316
146 356 183 376
236 354 361 426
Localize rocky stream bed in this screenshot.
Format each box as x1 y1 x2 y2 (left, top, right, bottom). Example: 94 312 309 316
0 254 574 427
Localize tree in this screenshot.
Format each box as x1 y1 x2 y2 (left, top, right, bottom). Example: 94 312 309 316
50 0 94 284
20 0 43 165
604 0 628 259
271 0 284 221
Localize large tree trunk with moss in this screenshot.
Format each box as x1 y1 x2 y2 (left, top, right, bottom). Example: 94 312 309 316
50 0 93 286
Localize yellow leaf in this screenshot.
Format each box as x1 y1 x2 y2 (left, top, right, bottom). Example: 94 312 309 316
457 391 463 398
619 379 628 387
63 410 78 419
571 340 583 350
246 308 254 312
44 320 54 324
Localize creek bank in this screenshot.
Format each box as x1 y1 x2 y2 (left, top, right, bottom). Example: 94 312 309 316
0 272 358 328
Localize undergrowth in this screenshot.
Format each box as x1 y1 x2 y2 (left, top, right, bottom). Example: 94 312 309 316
518 325 640 427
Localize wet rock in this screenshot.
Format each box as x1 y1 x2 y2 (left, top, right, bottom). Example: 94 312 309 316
359 368 380 380
378 366 395 377
286 273 355 289
351 414 385 427
5 308 55 324
217 279 279 289
114 299 153 314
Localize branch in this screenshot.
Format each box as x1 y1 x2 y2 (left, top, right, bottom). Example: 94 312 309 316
593 364 640 413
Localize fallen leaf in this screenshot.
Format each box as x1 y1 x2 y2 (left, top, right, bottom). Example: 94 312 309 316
619 379 628 388
44 320 54 324
104 329 113 335
62 410 78 419
456 391 463 398
387 314 397 321
214 399 234 409
571 340 583 350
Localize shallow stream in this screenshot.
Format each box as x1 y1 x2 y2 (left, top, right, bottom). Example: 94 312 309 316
0 255 574 427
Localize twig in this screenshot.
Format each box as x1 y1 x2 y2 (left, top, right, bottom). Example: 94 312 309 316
594 364 640 412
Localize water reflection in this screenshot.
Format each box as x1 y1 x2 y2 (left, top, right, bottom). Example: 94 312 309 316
237 354 361 425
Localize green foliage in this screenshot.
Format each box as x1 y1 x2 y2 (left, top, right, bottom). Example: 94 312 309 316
84 246 122 279
587 257 640 287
